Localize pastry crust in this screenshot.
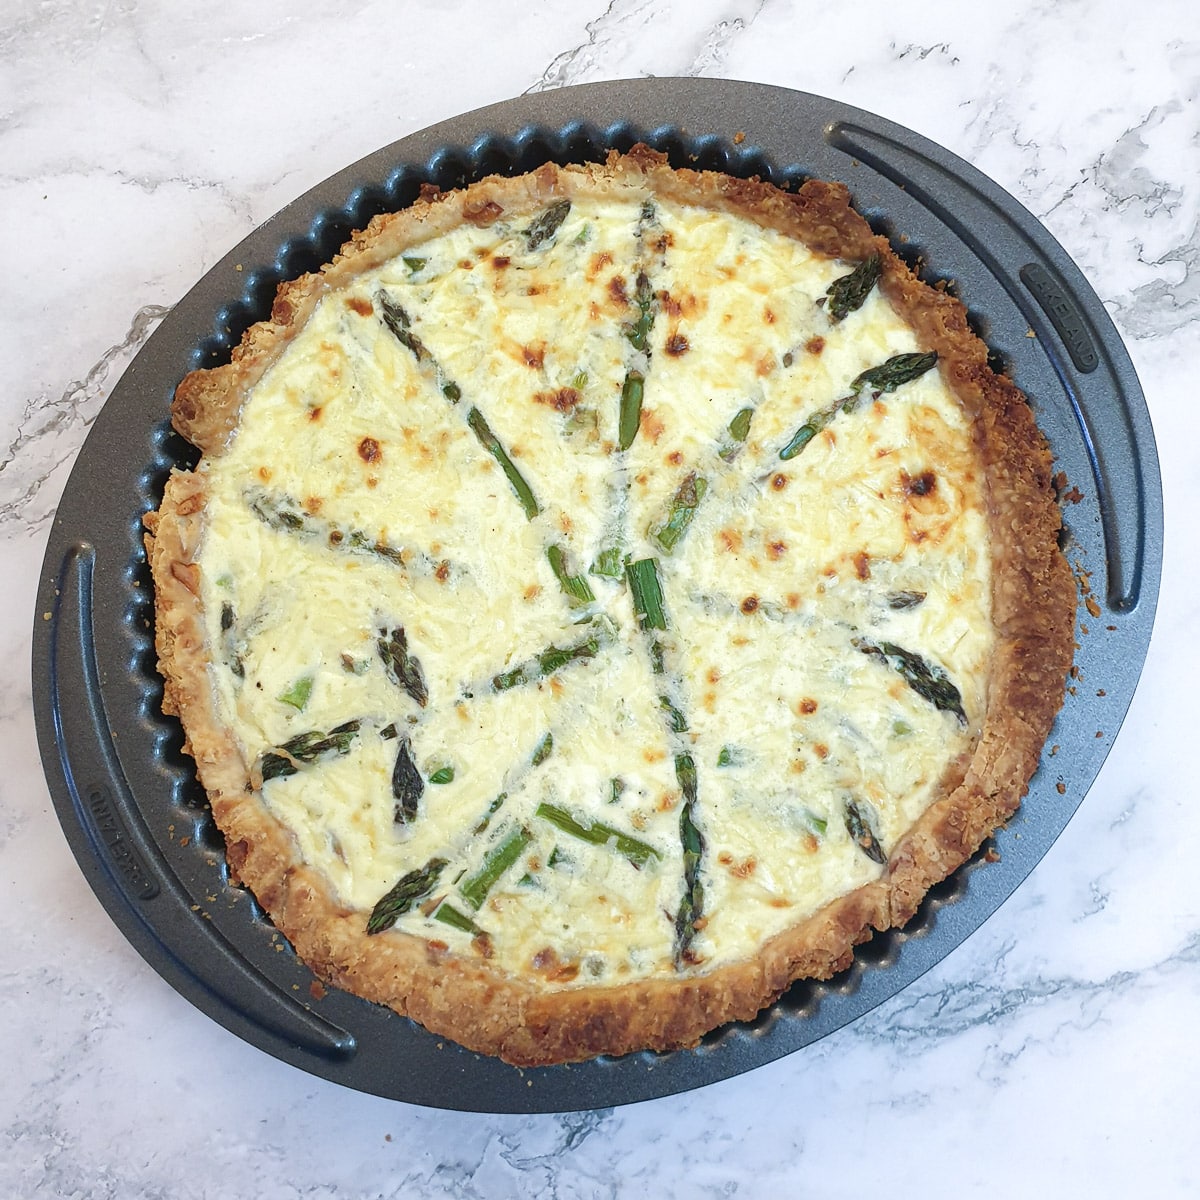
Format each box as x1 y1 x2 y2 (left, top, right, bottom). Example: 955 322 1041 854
147 147 1075 1066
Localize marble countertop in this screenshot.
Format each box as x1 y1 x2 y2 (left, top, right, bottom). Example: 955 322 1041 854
3 1 1195 1195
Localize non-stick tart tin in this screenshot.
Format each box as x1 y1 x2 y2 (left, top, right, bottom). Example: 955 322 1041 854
32 79 1162 1113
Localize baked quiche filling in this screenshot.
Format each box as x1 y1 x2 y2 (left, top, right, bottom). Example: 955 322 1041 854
148 148 1073 1063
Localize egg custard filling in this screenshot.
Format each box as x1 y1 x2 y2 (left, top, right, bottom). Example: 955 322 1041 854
146 147 1075 1065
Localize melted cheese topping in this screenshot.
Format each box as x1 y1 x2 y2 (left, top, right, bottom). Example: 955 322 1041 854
196 191 993 986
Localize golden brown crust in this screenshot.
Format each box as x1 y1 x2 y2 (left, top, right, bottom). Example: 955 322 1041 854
148 147 1076 1066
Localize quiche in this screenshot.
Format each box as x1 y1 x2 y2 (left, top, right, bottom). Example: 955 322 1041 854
145 146 1075 1066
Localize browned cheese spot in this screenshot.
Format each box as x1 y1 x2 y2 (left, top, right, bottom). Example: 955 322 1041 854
586 251 614 281
257 465 272 482
763 306 777 324
719 528 743 554
639 409 665 442
531 948 579 982
308 406 323 422
491 255 511 270
767 540 787 561
729 857 757 879
902 469 937 497
740 596 759 615
608 275 629 306
665 331 690 357
345 296 373 317
667 450 684 466
797 698 818 715
533 387 581 412
303 496 323 515
357 437 382 464
771 473 789 491
434 561 451 584
853 551 871 581
522 343 546 370
806 335 826 355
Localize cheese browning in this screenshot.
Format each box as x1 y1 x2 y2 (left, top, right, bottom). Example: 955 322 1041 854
193 188 992 986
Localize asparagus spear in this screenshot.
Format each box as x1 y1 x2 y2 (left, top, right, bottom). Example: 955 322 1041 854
674 753 705 965
459 826 533 910
468 730 555 838
377 626 428 708
523 200 572 250
824 254 882 322
844 798 887 865
531 732 554 767
465 405 541 520
535 802 662 868
546 544 595 606
376 293 430 362
366 856 448 934
624 271 656 351
659 695 689 733
219 602 246 680
491 629 606 692
433 902 480 934
246 488 450 575
375 292 542 521
258 720 362 782
392 738 425 823
277 676 312 711
852 352 939 397
651 472 708 552
779 351 938 460
590 544 624 579
856 637 967 724
718 406 754 461
627 549 709 966
626 557 667 632
618 370 644 451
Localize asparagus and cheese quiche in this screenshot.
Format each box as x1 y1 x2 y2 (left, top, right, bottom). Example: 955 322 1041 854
145 146 1075 1066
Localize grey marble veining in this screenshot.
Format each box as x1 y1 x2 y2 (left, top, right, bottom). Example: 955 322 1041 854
2 1 1196 1196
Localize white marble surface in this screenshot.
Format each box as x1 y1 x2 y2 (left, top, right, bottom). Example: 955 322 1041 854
2 0 1196 1195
